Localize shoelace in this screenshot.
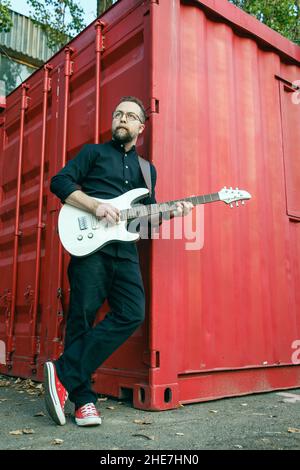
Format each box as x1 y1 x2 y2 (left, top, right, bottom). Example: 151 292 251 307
79 403 98 417
57 382 68 407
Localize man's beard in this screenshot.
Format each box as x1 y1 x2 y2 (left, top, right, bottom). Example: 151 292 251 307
112 126 134 144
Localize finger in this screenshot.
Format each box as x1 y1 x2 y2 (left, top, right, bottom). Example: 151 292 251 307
182 203 192 215
184 202 193 210
108 204 120 216
173 208 182 217
181 202 188 211
106 212 117 225
111 209 120 222
96 205 109 218
106 208 119 223
98 208 107 218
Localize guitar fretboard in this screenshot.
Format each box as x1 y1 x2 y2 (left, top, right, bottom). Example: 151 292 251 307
120 193 220 221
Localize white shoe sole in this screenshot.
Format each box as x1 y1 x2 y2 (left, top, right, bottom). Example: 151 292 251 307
44 362 66 426
75 416 102 426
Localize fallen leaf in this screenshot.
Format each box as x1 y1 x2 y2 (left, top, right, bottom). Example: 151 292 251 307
209 410 218 413
0 398 9 402
52 439 64 445
234 445 243 449
133 419 153 425
132 433 155 441
288 427 300 433
10 378 43 396
23 429 35 434
9 430 23 436
0 380 11 387
34 411 46 417
176 433 184 436
106 406 115 410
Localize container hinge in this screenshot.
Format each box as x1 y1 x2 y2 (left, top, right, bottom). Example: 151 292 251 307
149 97 159 114
57 287 63 299
24 285 34 305
0 289 12 307
46 77 52 92
143 349 160 368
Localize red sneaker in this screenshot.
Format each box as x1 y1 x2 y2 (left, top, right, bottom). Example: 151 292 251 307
75 403 102 426
44 361 68 426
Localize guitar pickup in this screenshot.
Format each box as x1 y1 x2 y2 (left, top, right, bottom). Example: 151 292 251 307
90 215 101 230
78 216 88 230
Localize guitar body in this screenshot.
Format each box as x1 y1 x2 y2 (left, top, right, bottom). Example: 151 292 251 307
58 186 251 257
58 187 149 257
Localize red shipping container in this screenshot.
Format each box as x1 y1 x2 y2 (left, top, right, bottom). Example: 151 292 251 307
0 0 300 410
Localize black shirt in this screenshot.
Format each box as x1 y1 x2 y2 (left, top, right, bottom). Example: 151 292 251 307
50 139 157 262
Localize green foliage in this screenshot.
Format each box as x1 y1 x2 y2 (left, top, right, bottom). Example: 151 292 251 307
27 0 86 51
229 0 300 45
0 0 13 32
97 0 114 16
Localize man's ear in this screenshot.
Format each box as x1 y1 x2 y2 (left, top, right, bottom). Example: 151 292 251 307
138 124 145 135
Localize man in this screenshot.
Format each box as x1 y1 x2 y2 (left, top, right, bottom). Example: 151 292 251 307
44 96 193 426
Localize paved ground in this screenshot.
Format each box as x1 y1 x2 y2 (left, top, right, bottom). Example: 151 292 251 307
0 374 300 451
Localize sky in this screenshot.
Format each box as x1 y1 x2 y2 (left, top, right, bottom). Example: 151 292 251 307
9 0 97 27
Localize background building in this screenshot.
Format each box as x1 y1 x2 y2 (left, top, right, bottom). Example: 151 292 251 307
0 9 61 96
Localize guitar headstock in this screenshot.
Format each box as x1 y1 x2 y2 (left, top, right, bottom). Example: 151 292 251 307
218 187 251 207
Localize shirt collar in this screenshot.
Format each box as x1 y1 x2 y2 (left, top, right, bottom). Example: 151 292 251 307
110 138 136 154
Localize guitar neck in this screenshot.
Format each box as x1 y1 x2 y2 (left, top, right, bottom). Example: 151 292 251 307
122 192 220 221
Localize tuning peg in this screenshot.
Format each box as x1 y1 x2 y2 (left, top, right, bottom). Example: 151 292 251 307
236 187 239 191
236 202 239 207
230 203 233 208
242 201 245 205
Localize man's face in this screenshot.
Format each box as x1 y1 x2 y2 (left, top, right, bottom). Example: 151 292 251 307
112 101 145 145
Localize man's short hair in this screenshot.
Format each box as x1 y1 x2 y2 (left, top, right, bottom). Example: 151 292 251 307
115 96 147 123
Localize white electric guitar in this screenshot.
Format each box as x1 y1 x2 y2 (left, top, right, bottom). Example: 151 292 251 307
58 187 251 257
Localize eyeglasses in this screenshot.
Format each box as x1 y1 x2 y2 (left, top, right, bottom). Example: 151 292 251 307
112 110 143 123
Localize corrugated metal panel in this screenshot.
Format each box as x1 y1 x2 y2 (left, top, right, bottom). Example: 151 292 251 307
150 0 300 407
0 0 299 411
0 9 59 62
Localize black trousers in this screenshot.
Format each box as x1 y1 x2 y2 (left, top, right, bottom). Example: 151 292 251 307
55 251 145 409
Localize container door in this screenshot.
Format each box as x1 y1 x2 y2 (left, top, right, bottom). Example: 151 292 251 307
279 81 300 220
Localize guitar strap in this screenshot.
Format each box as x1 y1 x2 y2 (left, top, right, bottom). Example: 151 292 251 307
138 155 152 198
